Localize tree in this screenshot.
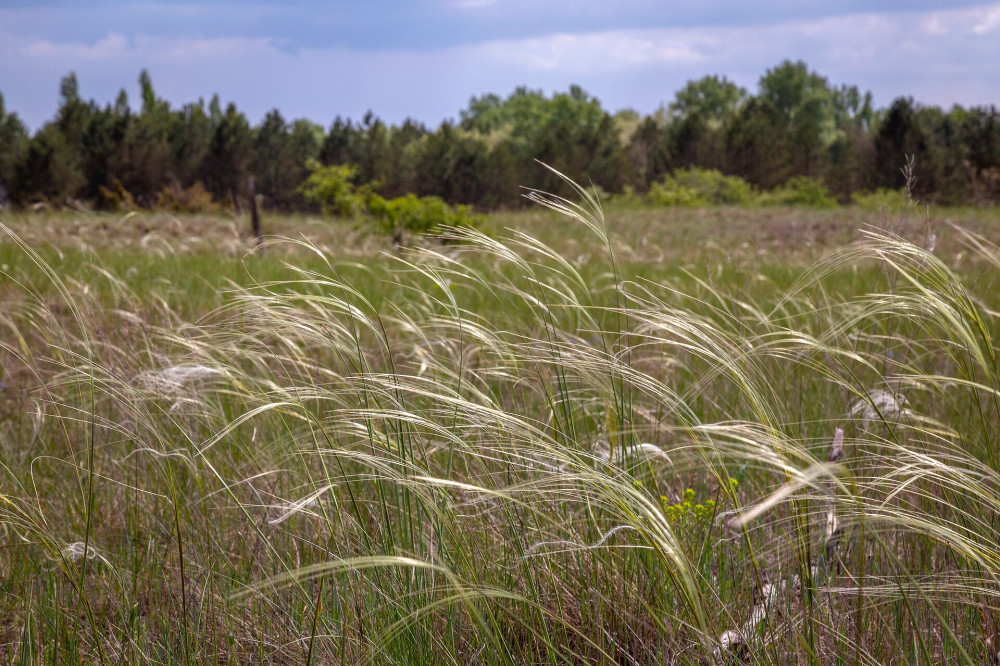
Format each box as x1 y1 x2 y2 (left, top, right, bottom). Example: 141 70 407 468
479 138 520 209
465 85 626 196
625 116 670 191
17 124 84 204
668 111 728 172
459 92 505 133
287 118 323 204
957 106 1000 172
251 110 321 210
669 75 746 123
170 100 214 187
321 112 391 186
79 98 130 204
872 97 930 193
319 116 360 166
0 92 29 206
380 118 427 198
792 95 833 176
413 122 492 204
56 73 89 154
4 64 999 210
825 125 873 201
114 70 177 204
916 106 965 202
355 112 391 186
201 102 253 206
759 61 831 122
956 106 1000 203
139 69 167 116
759 60 837 176
251 109 292 208
726 98 791 189
299 159 361 216
832 84 875 131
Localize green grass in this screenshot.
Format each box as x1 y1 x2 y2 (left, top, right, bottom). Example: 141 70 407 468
2 190 1000 664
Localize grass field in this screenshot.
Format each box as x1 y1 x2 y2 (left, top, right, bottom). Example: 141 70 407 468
3 187 1000 664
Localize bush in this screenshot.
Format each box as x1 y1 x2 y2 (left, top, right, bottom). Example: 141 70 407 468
608 185 646 208
299 159 363 217
366 193 483 236
762 176 837 208
299 159 484 236
648 180 706 207
98 177 137 211
155 181 220 213
851 188 909 213
648 168 757 207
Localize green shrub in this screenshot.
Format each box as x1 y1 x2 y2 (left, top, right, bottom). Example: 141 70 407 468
366 193 483 236
648 180 707 207
300 160 483 236
608 184 646 208
299 159 363 217
851 188 909 213
648 168 757 207
763 175 837 208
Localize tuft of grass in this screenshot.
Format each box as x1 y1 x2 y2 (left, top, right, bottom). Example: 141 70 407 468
1 174 1000 663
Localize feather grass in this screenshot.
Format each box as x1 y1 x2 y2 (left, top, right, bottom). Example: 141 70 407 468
2 178 1000 663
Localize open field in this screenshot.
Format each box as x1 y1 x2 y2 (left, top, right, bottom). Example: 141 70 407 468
3 194 1000 664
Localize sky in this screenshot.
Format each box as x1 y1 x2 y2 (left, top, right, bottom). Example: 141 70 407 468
1 1 999 131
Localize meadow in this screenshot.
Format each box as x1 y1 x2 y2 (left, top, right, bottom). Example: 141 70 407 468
2 185 1000 664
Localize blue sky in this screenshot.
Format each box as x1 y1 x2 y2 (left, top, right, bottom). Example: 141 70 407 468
1 1 999 130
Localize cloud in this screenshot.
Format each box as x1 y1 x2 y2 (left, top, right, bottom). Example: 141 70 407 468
1 2 997 132
140 35 274 64
971 5 1000 34
451 0 499 9
20 33 130 60
4 1 998 54
465 3 1000 88
16 32 274 65
477 30 706 72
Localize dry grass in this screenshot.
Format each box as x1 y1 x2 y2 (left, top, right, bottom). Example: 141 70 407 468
2 192 1000 664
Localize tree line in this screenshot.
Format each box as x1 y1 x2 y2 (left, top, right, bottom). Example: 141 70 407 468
0 60 998 213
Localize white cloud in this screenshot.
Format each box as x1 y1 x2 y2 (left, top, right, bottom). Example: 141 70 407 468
477 30 706 72
138 35 274 64
17 32 273 65
1 2 998 131
20 33 130 60
451 0 500 9
459 2 1000 85
971 4 1000 34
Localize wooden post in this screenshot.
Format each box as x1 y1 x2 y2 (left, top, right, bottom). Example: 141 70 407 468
230 185 242 216
248 176 263 253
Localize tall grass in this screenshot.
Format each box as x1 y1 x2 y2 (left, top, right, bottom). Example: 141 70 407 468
2 176 1000 664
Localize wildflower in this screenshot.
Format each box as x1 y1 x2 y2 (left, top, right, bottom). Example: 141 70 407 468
660 488 720 528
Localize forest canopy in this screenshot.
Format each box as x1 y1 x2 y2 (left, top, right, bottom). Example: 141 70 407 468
1 60 998 212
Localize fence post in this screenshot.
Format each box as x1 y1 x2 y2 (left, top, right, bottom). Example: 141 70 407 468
248 176 263 253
